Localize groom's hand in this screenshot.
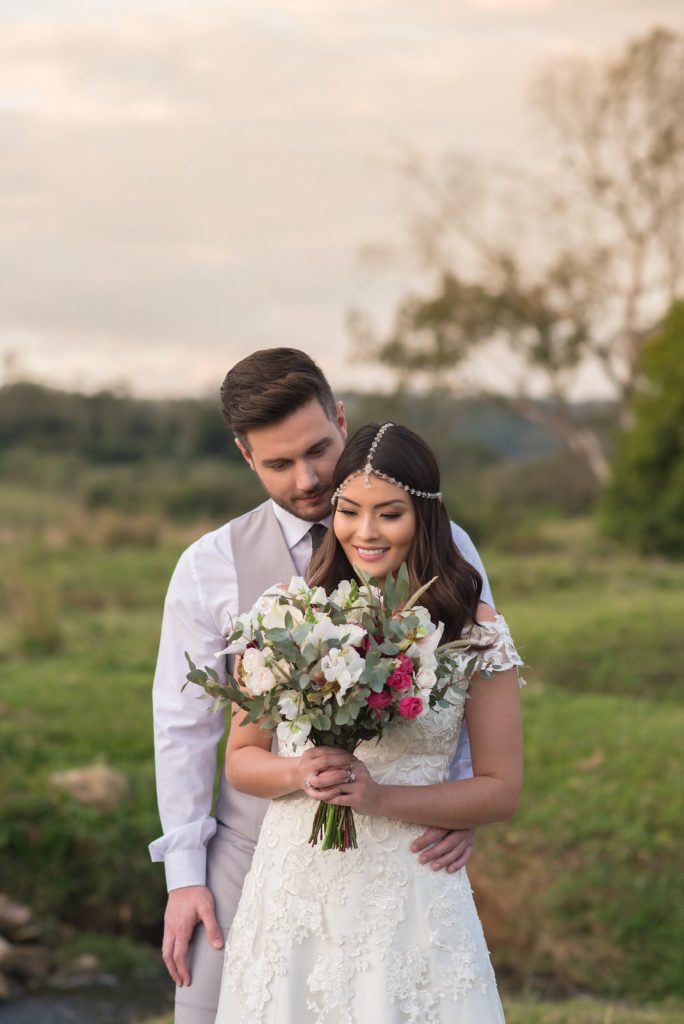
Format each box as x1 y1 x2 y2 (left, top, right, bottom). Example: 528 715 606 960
410 827 476 873
162 884 223 987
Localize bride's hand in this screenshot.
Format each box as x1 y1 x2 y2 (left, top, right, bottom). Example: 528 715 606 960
297 746 357 795
310 756 382 816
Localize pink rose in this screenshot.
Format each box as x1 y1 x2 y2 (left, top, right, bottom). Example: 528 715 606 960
367 691 393 711
398 695 423 719
387 670 412 691
396 653 414 674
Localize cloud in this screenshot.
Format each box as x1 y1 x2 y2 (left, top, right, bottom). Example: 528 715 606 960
0 3 681 395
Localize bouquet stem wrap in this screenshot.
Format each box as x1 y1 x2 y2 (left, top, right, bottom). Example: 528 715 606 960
308 740 359 851
309 801 358 851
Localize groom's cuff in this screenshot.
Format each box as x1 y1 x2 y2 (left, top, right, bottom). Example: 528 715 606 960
163 848 208 893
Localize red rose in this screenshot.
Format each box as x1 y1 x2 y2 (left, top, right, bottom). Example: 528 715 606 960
387 670 412 691
398 695 423 718
367 691 393 710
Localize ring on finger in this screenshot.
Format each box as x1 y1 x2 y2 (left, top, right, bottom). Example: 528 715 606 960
347 768 357 783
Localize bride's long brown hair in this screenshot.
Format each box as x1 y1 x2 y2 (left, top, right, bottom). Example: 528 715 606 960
308 424 482 641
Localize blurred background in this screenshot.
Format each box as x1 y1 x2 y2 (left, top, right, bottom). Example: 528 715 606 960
1 2 683 1022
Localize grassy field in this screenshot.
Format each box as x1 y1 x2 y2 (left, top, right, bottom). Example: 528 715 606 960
0 494 682 1011
142 996 684 1024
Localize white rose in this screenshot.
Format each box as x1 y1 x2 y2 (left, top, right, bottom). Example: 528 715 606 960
254 594 276 615
416 667 437 691
242 647 266 674
248 666 277 695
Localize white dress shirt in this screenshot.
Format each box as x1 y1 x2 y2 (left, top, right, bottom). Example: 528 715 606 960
149 500 493 891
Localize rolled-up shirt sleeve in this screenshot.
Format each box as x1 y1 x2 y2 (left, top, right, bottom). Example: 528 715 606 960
448 523 494 782
148 542 231 891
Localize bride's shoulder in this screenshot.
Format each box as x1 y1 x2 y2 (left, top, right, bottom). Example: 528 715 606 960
465 602 511 637
475 601 498 623
461 602 513 645
460 604 525 681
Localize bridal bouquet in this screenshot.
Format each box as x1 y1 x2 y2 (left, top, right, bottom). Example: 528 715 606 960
184 565 488 851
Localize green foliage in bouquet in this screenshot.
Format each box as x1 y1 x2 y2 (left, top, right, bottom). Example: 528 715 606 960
184 564 492 850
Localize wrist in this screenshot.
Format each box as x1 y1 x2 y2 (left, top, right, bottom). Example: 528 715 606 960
288 756 303 793
372 781 390 818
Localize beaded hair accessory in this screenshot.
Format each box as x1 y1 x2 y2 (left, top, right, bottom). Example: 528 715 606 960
331 422 443 504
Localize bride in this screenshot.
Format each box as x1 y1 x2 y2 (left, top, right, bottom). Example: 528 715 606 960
214 423 524 1024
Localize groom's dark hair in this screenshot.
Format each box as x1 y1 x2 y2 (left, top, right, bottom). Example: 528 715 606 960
220 348 337 446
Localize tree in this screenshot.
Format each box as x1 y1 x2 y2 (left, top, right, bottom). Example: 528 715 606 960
353 28 684 487
601 301 684 557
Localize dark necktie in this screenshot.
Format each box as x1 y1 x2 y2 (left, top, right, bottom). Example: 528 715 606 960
308 523 327 556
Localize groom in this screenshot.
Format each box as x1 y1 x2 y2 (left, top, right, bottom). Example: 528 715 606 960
150 348 493 1023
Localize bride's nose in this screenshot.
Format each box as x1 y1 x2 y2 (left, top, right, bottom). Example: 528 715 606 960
355 513 381 541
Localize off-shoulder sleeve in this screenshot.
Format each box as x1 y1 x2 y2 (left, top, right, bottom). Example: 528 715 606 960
457 614 526 687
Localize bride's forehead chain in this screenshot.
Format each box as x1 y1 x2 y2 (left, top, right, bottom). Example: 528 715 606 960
331 423 442 504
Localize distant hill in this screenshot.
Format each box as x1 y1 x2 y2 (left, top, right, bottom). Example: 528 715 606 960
0 381 616 467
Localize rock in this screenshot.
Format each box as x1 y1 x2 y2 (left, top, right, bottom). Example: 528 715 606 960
49 763 129 808
0 940 49 980
8 923 42 942
0 894 35 940
49 953 118 989
70 953 102 974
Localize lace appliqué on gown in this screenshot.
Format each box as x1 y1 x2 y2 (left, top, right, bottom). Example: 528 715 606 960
215 614 523 1024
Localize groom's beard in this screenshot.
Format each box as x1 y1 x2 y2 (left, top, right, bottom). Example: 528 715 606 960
269 486 333 522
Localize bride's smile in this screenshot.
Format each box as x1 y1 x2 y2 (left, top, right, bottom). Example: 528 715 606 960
333 475 416 581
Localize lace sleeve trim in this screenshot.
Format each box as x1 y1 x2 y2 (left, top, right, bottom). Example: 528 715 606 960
456 613 526 687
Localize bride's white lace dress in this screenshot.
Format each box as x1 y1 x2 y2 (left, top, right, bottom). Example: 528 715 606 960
214 616 523 1024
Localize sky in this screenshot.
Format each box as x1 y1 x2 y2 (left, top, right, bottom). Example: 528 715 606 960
1 0 683 398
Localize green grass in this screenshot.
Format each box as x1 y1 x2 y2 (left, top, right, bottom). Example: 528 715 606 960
0 513 682 1005
486 519 684 701
502 998 684 1023
141 997 684 1024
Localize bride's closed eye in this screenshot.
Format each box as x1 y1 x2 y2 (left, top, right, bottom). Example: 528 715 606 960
336 509 403 520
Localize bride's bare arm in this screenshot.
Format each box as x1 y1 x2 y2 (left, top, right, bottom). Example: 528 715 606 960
226 710 356 798
343 665 522 829
316 604 524 830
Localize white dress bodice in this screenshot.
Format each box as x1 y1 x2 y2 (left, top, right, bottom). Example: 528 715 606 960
214 614 523 1024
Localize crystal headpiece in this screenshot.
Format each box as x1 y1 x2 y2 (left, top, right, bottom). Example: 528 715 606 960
331 422 442 504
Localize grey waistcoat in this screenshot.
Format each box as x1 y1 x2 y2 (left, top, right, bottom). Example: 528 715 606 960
213 501 298 841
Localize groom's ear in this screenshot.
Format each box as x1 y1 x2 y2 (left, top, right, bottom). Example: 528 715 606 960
235 437 255 471
336 400 348 441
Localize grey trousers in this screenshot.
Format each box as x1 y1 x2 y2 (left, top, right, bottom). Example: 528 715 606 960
174 824 256 1024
